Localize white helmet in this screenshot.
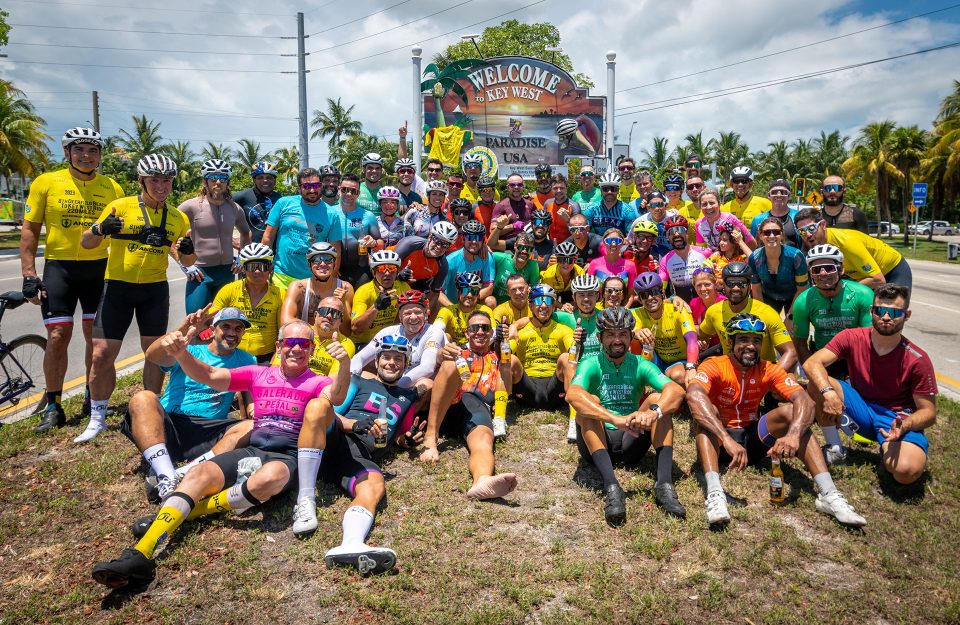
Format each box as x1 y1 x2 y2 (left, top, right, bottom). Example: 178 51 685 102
425 179 448 195
136 153 177 177
731 165 754 181
807 244 844 266
306 241 338 261
369 249 401 269
462 152 483 168
430 221 459 244
571 273 601 293
201 158 232 177
394 158 416 172
598 172 621 188
361 152 384 166
377 186 402 201
61 127 104 149
238 242 273 264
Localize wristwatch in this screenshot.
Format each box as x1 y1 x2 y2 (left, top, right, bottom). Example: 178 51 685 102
650 403 664 420
684 362 697 370
90 222 102 237
819 386 835 395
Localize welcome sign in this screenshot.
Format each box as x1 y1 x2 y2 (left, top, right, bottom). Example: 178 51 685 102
423 56 606 179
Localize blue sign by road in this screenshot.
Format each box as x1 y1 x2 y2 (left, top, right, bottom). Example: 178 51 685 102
913 182 928 207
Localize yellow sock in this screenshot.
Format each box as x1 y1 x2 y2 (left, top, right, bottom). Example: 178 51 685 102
494 391 508 419
134 504 187 559
187 489 233 520
569 405 577 421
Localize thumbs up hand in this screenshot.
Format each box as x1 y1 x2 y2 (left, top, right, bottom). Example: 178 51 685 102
100 207 124 235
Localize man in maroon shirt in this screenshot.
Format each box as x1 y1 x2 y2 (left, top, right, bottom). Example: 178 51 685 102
491 174 534 242
804 284 937 485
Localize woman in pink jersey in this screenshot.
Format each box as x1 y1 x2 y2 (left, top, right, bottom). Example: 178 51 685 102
587 228 638 298
694 188 755 252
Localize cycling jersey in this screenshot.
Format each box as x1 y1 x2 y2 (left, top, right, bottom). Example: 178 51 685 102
455 348 502 405
351 279 412 344
25 169 124 261
472 201 497 229
791 280 873 349
571 187 601 207
461 183 500 204
679 200 702 224
177 196 250 266
492 301 531 325
162 344 255 419
581 200 639 235
271 335 356 376
541 198 581 242
340 205 377 274
491 197 534 233
357 183 381 215
617 180 642 203
562 233 603 267
692 356 800 429
748 246 808 303
635 211 680 257
699 298 792 363
822 204 869 234
750 208 800 248
554 309 601 359
540 262 584 294
587 255 638 289
443 248 495 301
350 323 446 387
395 237 449 290
366 215 409 248
658 246 713 300
266 196 344 281
571 352 671 430
492 252 540 302
398 188 423 209
722 195 772 228
232 187 282 244
510 319 573 378
210 280 286 357
631 301 697 364
402 205 444 238
707 251 747 278
96 196 191 284
435 304 495 345
826 228 902 280
333 374 420 460
695 214 754 250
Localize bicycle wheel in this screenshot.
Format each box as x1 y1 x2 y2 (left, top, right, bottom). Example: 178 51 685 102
1 334 47 414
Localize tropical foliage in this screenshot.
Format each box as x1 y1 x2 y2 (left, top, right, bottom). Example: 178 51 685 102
0 80 51 193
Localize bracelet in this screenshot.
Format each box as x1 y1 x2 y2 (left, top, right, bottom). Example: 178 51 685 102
684 363 697 370
819 386 835 395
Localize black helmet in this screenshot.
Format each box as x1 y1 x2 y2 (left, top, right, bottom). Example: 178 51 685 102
319 164 340 179
721 261 752 280
450 197 472 212
531 208 552 224
595 306 636 332
664 173 684 187
461 219 486 236
477 175 496 189
534 163 552 177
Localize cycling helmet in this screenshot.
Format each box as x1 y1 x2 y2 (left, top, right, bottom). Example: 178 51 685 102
632 220 660 237
201 158 232 177
477 175 496 189
571 273 601 293
397 290 428 309
425 179 447 195
534 163 552 177
598 172 621 188
319 164 341 179
595 306 636 332
529 284 558 301
731 165 754 181
361 152 384 166
725 312 766 337
461 219 486 236
462 152 483 168
633 271 663 292
376 334 411 357
554 240 578 258
61 127 104 149
369 249 401 269
716 220 737 234
769 178 790 191
306 241 338 261
663 215 689 230
136 153 177 177
449 198 473 212
377 186 401 202
531 208 552 224
664 173 684 188
250 161 278 177
646 191 667 204
456 272 482 289
807 244 844 266
430 221 459 244
721 261 752 280
394 158 416 173
238 242 273 264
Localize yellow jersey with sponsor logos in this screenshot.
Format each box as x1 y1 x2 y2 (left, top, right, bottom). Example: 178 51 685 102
827 228 902 280
24 169 124 261
351 279 411 344
211 280 286 357
511 318 573 378
271 335 356 376
436 303 494 346
722 195 772 227
631 301 697 364
96 196 191 284
699 298 792 364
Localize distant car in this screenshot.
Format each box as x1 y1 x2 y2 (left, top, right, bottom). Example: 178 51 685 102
867 221 900 235
908 220 955 235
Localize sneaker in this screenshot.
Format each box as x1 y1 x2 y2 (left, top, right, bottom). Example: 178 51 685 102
131 514 157 540
704 489 731 526
815 490 867 527
822 444 848 466
654 483 687 518
156 476 179 504
566 418 577 444
324 543 397 575
144 474 180 504
91 547 156 589
602 483 626 527
492 416 507 439
34 405 66 433
292 498 318 538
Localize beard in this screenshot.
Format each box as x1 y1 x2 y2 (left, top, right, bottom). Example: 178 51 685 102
671 237 686 250
604 343 627 358
872 319 903 336
824 193 844 207
737 347 759 367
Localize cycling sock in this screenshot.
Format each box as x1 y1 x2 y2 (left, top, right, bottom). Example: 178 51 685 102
654 445 673 486
45 390 61 408
341 505 374 546
90 400 108 420
175 451 215 479
569 405 577 421
134 493 194 559
591 449 619 489
187 482 261 520
704 471 723 495
493 391 508 420
813 472 838 496
296 448 323 503
73 400 108 443
143 443 176 482
821 426 842 447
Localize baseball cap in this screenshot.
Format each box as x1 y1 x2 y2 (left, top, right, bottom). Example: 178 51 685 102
212 307 251 328
769 178 790 191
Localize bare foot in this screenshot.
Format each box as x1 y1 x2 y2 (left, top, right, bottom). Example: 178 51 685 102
466 473 518 500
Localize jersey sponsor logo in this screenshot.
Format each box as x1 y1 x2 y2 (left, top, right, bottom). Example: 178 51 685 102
862 264 872 271
63 189 75 196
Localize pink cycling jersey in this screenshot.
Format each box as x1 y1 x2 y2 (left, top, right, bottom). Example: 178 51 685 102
695 213 754 250
658 246 713 299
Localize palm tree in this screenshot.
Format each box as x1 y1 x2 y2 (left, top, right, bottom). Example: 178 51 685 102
335 132 398 175
843 120 900 236
889 125 929 245
709 130 748 182
811 130 849 177
235 138 268 171
0 80 51 186
273 146 301 186
760 140 792 181
789 138 815 181
161 140 197 195
420 59 484 128
115 114 165 163
684 131 710 163
310 98 363 154
200 141 236 163
937 79 960 121
640 136 670 175
671 145 690 174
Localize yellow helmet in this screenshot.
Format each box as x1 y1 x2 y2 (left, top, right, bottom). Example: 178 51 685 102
633 220 660 236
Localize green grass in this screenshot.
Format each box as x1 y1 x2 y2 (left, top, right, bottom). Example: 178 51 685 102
0 229 44 250
0 371 959 624
880 235 959 263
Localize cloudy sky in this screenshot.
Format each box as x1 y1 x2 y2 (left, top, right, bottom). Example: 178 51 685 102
2 0 959 165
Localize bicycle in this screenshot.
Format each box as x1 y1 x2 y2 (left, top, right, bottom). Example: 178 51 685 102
0 291 47 417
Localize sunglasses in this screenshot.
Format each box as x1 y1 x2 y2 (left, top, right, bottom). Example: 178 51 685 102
638 234 656 242
531 296 555 306
872 305 906 319
300 182 321 191
692 267 715 276
205 174 230 182
569 226 587 233
533 218 550 226
281 337 312 349
516 244 534 253
508 182 524 188
797 221 822 235
310 254 336 265
339 187 359 195
464 234 484 242
452 209 471 216
315 306 343 319
243 261 271 272
761 229 783 237
426 167 443 173
601 187 619 193
664 185 681 192
397 168 415 175
731 179 751 185
604 287 624 293
725 280 750 289
823 184 844 193
619 165 635 171
479 185 495 191
459 287 481 296
579 171 595 177
638 288 662 299
667 226 688 236
729 318 766 333
810 264 839 275
769 190 790 197
687 161 702 168
374 264 399 274
604 237 623 246
467 323 492 333
558 256 575 264
686 183 703 190
430 238 452 249
448 181 463 188
649 202 665 209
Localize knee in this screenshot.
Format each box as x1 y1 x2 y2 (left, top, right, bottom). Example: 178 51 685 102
257 462 292 493
181 460 221 488
128 390 160 416
888 459 925 485
358 471 386 501
46 324 72 345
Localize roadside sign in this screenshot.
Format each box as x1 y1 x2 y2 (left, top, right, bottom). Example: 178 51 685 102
912 182 928 207
805 190 824 206
908 203 917 214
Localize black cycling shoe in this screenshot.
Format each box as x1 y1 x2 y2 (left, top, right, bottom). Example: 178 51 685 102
92 548 156 589
654 483 687 518
34 405 66 433
603 484 626 527
131 514 157 540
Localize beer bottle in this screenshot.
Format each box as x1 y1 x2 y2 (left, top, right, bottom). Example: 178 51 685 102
769 458 785 504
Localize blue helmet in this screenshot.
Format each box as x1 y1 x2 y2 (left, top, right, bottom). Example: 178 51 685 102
529 284 557 301
250 161 278 177
376 334 411 358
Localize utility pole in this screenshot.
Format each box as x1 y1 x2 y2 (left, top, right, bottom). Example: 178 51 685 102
605 51 616 169
92 91 100 133
297 12 309 169
412 47 423 169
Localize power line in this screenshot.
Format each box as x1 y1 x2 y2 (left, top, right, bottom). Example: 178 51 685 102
615 41 960 117
306 0 416 37
9 22 291 39
8 41 291 57
617 2 960 93
2 59 296 74
98 91 295 118
4 0 295 16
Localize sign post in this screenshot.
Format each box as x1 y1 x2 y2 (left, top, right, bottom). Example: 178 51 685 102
912 183 928 256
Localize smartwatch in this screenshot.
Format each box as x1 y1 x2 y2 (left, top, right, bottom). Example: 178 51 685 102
650 403 664 420
90 222 102 237
684 362 697 371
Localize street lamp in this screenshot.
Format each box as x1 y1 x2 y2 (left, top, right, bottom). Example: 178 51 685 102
628 121 637 158
544 45 562 63
461 34 483 58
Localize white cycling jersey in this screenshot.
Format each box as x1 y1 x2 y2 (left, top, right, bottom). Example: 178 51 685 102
349 322 446 388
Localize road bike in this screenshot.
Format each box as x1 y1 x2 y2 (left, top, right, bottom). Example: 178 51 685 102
0 291 47 417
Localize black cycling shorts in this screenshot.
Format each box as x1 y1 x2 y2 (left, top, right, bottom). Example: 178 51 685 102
440 392 493 439
718 420 776 467
208 447 297 489
515 372 565 410
120 408 245 464
40 258 107 326
319 426 381 497
575 424 653 466
93 280 169 341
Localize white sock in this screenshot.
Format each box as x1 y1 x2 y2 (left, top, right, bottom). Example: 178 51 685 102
226 482 258 511
813 472 838 496
705 471 723 495
821 426 843 447
297 448 323 503
175 450 215 479
90 400 108 420
341 505 374 546
73 401 108 443
143 443 176 481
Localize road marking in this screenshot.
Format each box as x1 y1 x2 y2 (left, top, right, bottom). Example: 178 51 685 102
912 299 960 314
937 372 960 392
913 276 960 286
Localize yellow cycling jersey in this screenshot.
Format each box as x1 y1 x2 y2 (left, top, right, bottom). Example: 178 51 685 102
97 196 191 284
351 279 411 344
492 301 531 326
211 280 286 357
460 184 500 204
679 200 702 223
271 335 356 376
511 319 573 378
631 301 696 364
24 169 124 261
540 262 584 293
827 228 902 280
699 298 792 363
436 303 494 346
722 195 771 227
618 180 642 203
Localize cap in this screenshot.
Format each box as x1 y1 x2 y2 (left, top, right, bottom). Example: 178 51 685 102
212 307 251 328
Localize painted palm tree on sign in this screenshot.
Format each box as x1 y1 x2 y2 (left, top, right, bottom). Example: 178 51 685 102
421 58 485 128
310 98 363 154
843 120 900 237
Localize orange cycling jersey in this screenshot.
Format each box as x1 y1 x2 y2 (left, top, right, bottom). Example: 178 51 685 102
456 348 501 404
691 355 800 429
